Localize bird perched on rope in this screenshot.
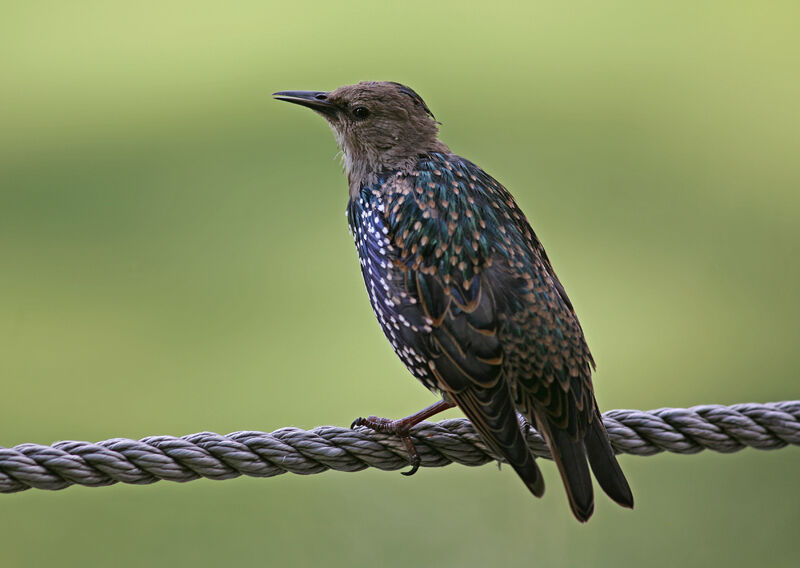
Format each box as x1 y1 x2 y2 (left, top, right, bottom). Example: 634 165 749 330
274 81 633 521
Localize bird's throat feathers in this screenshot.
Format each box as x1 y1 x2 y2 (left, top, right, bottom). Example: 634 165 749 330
331 127 450 197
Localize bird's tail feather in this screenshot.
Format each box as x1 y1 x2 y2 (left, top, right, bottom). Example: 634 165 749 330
584 411 634 509
507 445 545 498
536 416 595 522
451 387 544 498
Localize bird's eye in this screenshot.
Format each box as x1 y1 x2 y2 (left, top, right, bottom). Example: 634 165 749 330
352 106 370 119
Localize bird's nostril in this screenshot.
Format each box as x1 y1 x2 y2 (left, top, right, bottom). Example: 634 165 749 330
315 93 328 100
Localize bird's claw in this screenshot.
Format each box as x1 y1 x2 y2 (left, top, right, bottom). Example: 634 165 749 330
399 434 421 476
401 462 420 476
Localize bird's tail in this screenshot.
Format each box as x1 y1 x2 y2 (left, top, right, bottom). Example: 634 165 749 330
536 415 595 522
537 410 634 522
451 386 544 498
584 410 634 509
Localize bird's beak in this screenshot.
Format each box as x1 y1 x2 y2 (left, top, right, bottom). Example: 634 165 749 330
273 90 336 116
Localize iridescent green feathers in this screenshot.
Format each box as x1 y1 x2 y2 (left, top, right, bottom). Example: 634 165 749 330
348 152 632 520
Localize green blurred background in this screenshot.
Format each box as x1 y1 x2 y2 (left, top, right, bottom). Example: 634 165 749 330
2 1 798 566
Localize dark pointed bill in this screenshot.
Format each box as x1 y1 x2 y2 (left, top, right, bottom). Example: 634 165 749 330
272 90 336 116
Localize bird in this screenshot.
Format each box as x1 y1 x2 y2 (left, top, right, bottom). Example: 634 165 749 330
273 81 633 521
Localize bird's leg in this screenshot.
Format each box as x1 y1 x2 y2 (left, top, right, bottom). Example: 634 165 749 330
351 399 456 476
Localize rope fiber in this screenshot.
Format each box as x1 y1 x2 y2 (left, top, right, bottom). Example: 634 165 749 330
1 401 798 494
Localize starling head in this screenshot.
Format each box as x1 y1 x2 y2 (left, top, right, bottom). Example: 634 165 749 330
274 81 450 193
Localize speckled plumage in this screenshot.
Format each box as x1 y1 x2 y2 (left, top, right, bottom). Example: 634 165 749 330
347 153 595 427
275 82 633 521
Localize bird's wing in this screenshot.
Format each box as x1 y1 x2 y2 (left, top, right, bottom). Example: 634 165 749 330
394 156 596 438
444 158 603 519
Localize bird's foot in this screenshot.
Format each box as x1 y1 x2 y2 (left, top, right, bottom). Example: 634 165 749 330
351 415 422 476
350 399 456 477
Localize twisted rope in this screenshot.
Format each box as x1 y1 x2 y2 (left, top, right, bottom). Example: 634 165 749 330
1 401 798 494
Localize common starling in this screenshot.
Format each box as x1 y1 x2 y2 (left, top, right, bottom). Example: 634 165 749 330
274 82 633 521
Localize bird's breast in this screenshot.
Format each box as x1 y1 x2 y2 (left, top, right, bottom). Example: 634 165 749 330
347 190 439 389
